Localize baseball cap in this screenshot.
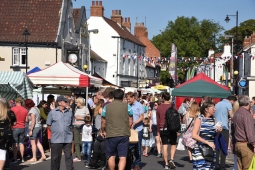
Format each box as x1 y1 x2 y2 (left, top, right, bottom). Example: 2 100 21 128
15 98 23 103
56 95 68 102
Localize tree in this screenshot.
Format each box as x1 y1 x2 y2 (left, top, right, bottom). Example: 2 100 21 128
160 71 170 85
222 19 255 52
152 16 224 82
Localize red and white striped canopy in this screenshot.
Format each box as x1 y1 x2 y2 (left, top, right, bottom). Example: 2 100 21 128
28 61 102 87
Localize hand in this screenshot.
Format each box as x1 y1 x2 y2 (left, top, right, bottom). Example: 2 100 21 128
100 131 106 138
207 141 215 150
149 128 152 133
131 122 136 129
29 130 33 137
216 126 223 133
157 132 160 137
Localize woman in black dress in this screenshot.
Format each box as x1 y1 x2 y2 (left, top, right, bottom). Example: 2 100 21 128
0 98 16 169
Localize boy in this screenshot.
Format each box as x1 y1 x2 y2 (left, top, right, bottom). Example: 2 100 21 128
142 117 150 157
80 116 93 167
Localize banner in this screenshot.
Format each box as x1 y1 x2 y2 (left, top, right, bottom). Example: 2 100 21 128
169 43 177 84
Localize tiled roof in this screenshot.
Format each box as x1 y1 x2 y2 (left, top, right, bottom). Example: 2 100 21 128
202 52 224 64
0 0 62 42
103 17 145 46
73 9 81 29
209 52 223 59
91 49 107 62
138 37 160 58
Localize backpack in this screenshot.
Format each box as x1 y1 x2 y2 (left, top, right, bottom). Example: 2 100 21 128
164 105 181 132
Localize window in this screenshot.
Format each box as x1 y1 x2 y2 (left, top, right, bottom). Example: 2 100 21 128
13 48 26 66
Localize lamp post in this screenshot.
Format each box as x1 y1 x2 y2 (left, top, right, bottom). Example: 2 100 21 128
233 70 239 95
213 34 216 81
111 36 121 86
225 11 238 63
23 28 30 73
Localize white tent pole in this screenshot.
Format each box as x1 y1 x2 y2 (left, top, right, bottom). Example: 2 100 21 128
85 87 88 107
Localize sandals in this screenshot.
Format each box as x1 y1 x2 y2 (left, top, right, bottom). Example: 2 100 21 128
39 156 46 161
27 158 37 162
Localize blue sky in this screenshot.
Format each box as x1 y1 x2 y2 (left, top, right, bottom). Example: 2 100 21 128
73 0 255 40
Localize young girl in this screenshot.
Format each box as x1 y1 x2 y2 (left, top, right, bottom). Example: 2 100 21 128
81 116 93 167
142 117 150 157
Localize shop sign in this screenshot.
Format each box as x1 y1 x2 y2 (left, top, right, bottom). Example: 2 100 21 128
0 57 5 61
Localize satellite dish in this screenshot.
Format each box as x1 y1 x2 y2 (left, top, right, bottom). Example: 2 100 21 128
68 54 78 64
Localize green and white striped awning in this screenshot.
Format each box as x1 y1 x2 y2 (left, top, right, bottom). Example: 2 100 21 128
0 71 34 100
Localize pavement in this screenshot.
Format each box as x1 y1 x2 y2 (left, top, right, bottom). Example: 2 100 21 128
9 150 234 170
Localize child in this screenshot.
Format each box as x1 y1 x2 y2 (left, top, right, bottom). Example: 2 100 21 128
142 117 150 157
80 116 93 167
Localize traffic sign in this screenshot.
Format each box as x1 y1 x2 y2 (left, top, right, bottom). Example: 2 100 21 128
238 78 247 88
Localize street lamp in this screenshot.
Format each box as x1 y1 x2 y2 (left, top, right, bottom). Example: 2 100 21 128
233 70 239 95
225 11 238 59
23 28 30 73
87 29 99 74
111 36 121 86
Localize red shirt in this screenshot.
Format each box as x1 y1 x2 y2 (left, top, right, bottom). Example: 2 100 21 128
156 103 172 133
11 106 28 129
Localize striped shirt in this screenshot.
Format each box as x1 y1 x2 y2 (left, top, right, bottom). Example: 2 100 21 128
232 107 255 145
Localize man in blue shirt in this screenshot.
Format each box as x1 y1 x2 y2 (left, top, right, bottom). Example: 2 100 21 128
47 96 74 170
214 95 237 170
126 92 144 170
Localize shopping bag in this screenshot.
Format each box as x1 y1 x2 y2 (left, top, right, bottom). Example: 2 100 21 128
149 133 155 147
248 155 255 170
129 129 138 144
177 135 185 151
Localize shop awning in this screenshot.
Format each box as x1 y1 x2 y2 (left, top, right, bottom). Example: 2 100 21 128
0 71 34 100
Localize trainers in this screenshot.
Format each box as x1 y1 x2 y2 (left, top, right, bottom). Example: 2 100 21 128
169 160 176 169
73 158 81 162
85 163 89 168
20 158 25 163
11 159 18 163
164 165 169 169
156 153 162 158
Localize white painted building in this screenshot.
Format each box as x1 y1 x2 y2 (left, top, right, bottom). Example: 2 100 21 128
87 1 146 87
197 44 232 85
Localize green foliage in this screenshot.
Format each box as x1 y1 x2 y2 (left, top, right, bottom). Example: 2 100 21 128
223 19 255 52
160 71 170 85
152 16 223 57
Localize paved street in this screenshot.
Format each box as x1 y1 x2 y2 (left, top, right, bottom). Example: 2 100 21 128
10 150 234 170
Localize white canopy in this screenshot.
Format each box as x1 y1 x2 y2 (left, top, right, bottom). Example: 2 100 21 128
28 61 102 87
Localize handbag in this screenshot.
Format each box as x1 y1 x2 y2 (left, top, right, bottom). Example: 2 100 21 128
199 144 214 160
248 155 255 170
182 118 196 148
129 129 138 144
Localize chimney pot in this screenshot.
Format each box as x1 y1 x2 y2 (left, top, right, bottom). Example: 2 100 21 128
96 1 98 6
90 0 104 17
115 10 118 15
112 10 114 15
99 1 102 6
128 17 130 22
92 1 95 6
119 10 121 15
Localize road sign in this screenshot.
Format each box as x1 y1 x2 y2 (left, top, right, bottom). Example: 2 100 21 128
238 78 247 88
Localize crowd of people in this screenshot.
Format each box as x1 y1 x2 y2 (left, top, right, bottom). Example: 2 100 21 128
0 89 255 170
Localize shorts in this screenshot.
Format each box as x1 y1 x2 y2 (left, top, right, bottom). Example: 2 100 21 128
0 149 7 160
142 139 149 147
160 130 177 145
152 125 158 136
13 128 25 144
106 136 129 157
30 127 41 140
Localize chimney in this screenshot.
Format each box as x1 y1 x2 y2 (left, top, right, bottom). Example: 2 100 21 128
111 10 122 24
223 44 231 56
90 1 104 17
134 22 148 38
251 31 255 43
243 36 250 48
122 17 131 31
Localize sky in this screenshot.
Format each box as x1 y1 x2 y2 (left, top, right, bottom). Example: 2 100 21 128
73 0 255 40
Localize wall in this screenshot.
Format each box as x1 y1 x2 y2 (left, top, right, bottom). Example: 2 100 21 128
88 16 146 86
92 61 106 78
146 66 155 79
0 46 61 72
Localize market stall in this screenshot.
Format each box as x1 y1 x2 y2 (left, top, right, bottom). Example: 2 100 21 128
0 71 34 100
172 72 231 108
